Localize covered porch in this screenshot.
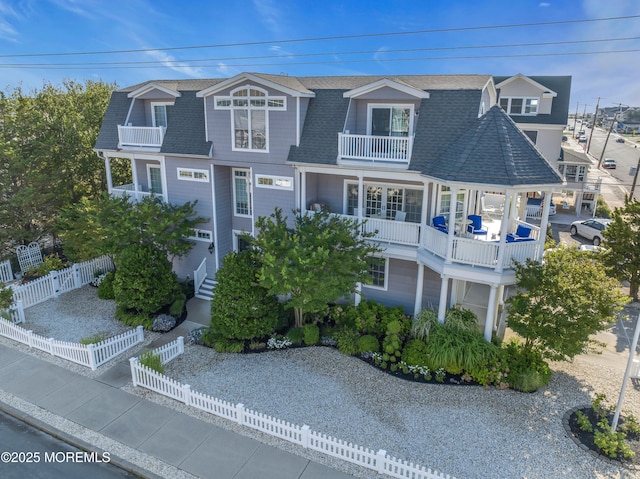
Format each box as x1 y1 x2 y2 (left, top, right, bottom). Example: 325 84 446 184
103 153 167 202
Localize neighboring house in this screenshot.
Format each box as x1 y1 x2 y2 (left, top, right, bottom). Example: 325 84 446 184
94 72 569 341
557 147 602 215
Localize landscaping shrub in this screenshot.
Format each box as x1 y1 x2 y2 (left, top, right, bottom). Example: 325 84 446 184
26 254 67 278
79 333 107 345
334 328 360 355
169 292 186 317
444 307 479 332
302 323 320 345
401 338 429 366
425 324 498 375
501 340 551 392
115 305 153 329
139 350 164 374
332 301 409 337
113 244 179 316
208 251 279 341
356 334 380 353
287 327 303 345
97 271 115 300
381 320 405 371
411 309 438 341
211 338 245 353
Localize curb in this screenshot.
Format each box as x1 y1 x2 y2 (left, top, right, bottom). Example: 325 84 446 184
0 400 161 479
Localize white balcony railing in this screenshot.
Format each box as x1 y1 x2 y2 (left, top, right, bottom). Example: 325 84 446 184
118 125 165 148
338 133 412 165
111 184 163 202
422 225 540 270
334 214 420 246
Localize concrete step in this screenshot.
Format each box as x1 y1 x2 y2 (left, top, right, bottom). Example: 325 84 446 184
196 277 216 301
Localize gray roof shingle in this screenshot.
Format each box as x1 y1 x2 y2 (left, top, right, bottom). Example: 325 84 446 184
94 91 130 151
160 91 212 156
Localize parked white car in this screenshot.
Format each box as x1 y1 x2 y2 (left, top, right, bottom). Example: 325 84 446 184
570 218 612 246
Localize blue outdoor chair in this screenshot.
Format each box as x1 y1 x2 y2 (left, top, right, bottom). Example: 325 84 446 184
467 215 488 236
506 224 534 242
432 215 448 234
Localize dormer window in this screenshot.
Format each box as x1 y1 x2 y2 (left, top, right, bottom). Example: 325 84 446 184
151 102 170 127
499 97 539 116
368 105 413 137
214 86 286 152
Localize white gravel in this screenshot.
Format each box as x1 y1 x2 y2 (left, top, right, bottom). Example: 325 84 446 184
5 286 640 479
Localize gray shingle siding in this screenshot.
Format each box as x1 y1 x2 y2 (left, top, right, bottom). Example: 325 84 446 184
95 92 130 150
160 91 212 157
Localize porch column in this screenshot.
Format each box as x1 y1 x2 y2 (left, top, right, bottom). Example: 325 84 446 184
483 284 499 341
294 168 301 210
495 190 513 273
419 181 429 247
210 164 220 271
445 185 458 264
537 189 553 261
414 262 425 316
357 174 364 221
437 276 449 323
354 282 362 306
130 157 139 194
159 156 168 202
300 169 307 211
104 155 113 192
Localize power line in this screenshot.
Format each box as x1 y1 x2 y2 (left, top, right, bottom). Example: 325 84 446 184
0 15 638 59
1 36 637 68
2 49 637 70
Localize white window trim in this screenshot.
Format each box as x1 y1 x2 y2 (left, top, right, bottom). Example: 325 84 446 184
213 85 287 154
150 102 172 127
366 103 414 136
189 229 213 242
499 97 539 116
343 179 422 217
177 167 209 183
232 229 252 252
363 257 389 291
255 174 294 191
233 168 252 218
146 164 162 194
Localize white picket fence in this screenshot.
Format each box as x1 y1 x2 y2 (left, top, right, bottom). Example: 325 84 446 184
10 256 114 309
0 317 143 370
130 339 453 479
0 259 13 283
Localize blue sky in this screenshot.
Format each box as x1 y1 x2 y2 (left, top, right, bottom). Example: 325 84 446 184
0 0 638 110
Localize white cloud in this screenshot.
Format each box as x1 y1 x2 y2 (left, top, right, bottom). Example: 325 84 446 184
252 0 281 33
144 49 202 77
539 2 551 6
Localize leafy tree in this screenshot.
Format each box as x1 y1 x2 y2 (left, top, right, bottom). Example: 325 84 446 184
0 80 116 255
507 246 628 361
112 243 179 316
0 285 13 310
601 199 640 300
251 208 382 328
57 194 206 262
207 251 279 341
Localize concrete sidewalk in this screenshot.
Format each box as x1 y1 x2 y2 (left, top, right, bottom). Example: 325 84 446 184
0 341 354 479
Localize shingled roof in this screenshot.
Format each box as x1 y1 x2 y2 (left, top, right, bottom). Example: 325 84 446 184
421 106 563 186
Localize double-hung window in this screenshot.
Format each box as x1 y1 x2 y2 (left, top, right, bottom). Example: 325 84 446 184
233 169 252 217
499 97 539 116
214 86 286 152
151 102 170 127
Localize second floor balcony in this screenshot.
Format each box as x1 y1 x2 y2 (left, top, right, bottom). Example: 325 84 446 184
117 125 165 149
338 133 412 167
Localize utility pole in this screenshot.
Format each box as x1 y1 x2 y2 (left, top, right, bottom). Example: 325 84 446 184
598 111 618 169
587 97 601 154
630 152 640 201
572 102 579 133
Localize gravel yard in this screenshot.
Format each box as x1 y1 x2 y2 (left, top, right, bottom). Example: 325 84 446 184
11 286 640 479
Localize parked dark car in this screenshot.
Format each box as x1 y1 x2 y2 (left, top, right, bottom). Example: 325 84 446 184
578 136 588 143
562 135 568 142
616 137 625 143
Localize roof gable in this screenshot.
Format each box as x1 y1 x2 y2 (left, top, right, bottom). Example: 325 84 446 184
196 72 315 98
343 78 430 99
127 82 181 99
495 73 557 97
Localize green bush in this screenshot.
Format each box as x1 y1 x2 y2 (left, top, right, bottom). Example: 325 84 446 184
501 340 551 392
169 292 186 317
356 334 380 353
444 307 479 332
411 309 438 340
332 301 409 337
97 271 115 300
401 339 429 366
302 323 320 345
113 244 179 315
210 338 245 353
425 324 498 375
139 350 164 374
26 254 67 277
595 196 611 219
209 251 279 341
381 320 405 366
80 333 107 345
115 304 153 329
334 328 360 355
287 327 304 345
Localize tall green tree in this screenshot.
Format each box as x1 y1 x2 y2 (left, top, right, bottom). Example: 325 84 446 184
251 208 382 328
602 199 640 301
0 80 116 255
57 194 207 262
507 247 628 361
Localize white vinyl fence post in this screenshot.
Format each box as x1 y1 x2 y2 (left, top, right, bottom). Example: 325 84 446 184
300 424 310 449
178 336 184 354
183 384 191 406
236 403 245 425
376 449 387 474
136 325 144 342
27 330 34 348
87 343 97 371
129 358 139 387
72 264 82 289
48 338 55 355
51 271 60 298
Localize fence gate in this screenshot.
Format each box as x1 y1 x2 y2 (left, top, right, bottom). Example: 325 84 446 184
16 243 43 274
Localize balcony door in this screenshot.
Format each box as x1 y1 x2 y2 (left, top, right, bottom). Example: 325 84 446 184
147 165 163 194
368 105 412 137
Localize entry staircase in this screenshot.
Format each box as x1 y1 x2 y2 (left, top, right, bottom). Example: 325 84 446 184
195 276 216 301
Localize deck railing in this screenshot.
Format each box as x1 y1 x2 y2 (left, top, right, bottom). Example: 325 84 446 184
338 133 412 165
117 125 165 148
111 184 162 202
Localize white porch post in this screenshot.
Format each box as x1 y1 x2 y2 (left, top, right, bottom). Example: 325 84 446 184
159 156 168 202
104 155 113 192
294 168 301 210
130 157 139 194
445 185 458 264
414 263 425 316
354 282 362 306
537 189 553 261
495 190 514 273
484 284 499 341
300 169 307 211
357 174 364 221
419 181 429 247
437 276 449 323
210 164 219 271
430 183 438 218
